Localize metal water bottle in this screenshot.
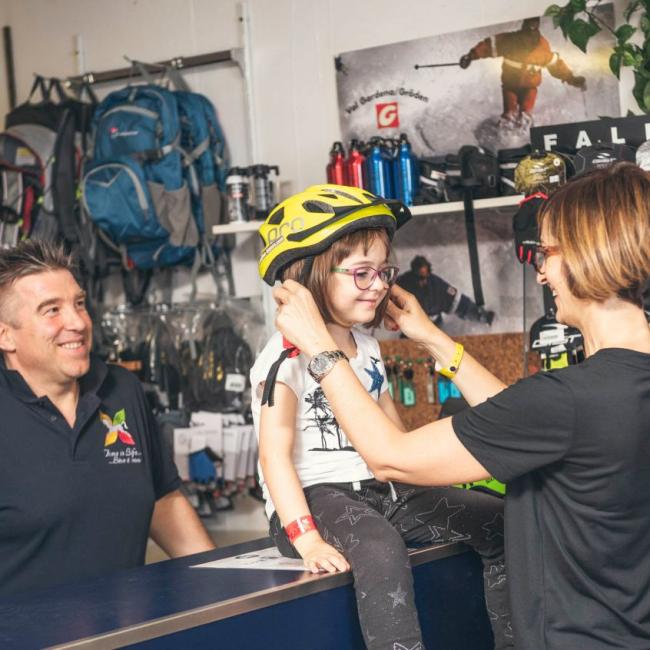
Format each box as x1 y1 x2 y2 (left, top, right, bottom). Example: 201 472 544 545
385 138 402 199
345 139 366 188
367 138 388 197
396 133 415 206
326 142 346 185
226 167 250 222
250 164 280 219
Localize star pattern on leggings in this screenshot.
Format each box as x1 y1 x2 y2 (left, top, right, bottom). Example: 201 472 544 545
388 582 408 608
393 643 422 650
482 513 504 541
335 505 378 526
414 497 470 543
484 562 507 590
381 488 415 515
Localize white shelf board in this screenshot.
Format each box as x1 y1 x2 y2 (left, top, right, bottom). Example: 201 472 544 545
212 195 524 235
212 221 262 235
409 194 523 216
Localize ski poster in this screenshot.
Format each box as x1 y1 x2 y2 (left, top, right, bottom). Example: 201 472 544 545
335 5 619 155
333 6 619 339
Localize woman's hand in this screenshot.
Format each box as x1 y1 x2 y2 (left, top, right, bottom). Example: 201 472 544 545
293 531 350 574
273 280 336 356
385 284 439 345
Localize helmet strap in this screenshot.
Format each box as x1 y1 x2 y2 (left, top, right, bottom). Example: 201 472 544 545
299 255 315 286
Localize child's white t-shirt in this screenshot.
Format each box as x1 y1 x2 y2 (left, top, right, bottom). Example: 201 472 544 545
250 329 388 518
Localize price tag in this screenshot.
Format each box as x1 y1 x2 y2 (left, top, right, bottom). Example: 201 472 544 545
225 373 246 392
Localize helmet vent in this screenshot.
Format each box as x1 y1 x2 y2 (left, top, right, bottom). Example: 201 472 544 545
303 200 335 214
329 188 363 203
266 206 285 225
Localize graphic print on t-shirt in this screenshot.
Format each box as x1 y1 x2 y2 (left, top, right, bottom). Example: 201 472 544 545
305 387 355 451
101 408 143 465
364 356 385 398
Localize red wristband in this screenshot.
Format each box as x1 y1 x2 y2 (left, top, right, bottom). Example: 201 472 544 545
284 515 316 544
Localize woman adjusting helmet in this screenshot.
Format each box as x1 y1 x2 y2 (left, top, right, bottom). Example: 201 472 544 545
258 184 410 286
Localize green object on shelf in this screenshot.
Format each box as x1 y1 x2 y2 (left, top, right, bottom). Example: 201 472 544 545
455 477 506 496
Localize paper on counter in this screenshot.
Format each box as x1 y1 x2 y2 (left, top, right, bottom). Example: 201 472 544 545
191 546 307 571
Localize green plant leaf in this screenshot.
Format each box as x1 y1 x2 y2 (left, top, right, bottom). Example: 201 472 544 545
544 4 562 17
623 50 637 66
610 52 622 78
568 17 600 52
640 14 650 33
570 0 586 10
113 408 126 426
632 72 647 111
616 24 637 43
643 79 650 110
558 8 577 37
624 0 642 22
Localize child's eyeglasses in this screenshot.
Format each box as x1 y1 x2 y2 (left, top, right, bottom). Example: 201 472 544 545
331 265 400 290
533 245 561 272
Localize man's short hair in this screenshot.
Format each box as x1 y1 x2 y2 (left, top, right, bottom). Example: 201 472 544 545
0 241 76 323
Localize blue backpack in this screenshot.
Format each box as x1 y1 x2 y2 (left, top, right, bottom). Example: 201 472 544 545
175 88 230 244
82 84 198 268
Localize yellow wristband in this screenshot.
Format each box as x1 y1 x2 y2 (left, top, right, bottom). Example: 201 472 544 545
437 342 465 379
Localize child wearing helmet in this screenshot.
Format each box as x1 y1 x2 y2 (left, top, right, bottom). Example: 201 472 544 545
250 185 511 649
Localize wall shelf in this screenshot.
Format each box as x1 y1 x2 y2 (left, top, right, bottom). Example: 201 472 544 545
211 194 524 236
212 220 263 235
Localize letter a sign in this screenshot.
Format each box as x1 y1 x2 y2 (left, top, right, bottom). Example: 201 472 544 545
376 102 399 128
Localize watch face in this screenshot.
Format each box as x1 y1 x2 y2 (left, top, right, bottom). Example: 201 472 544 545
312 356 330 374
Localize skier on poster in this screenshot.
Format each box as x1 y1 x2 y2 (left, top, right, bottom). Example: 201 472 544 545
459 17 586 130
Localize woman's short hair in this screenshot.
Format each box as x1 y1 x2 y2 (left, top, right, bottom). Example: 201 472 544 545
0 240 75 323
538 162 650 305
282 228 391 328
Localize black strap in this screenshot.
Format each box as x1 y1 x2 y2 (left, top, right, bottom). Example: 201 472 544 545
462 185 485 308
261 348 293 407
121 267 152 306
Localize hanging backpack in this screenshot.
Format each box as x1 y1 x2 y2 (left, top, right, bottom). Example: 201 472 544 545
4 76 78 244
184 311 253 413
0 132 43 247
82 81 198 269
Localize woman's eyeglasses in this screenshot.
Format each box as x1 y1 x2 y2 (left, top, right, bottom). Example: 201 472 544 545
331 265 400 290
533 245 561 272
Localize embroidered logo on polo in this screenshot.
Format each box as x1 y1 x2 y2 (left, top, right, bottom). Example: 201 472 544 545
101 408 142 465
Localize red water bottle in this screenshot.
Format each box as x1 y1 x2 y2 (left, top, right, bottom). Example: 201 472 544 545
345 139 366 188
326 141 346 184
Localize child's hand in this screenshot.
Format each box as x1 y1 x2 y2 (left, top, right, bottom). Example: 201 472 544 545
293 532 350 574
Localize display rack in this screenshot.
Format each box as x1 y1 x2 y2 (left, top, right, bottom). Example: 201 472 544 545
211 194 524 236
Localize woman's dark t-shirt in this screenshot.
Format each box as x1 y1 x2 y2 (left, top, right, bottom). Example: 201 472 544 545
453 349 650 649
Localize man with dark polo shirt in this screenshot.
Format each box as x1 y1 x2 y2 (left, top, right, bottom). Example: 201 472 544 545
0 241 215 598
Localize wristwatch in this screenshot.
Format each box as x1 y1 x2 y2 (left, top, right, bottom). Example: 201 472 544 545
307 350 348 383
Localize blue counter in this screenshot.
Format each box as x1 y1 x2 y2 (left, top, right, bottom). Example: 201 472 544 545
0 539 493 649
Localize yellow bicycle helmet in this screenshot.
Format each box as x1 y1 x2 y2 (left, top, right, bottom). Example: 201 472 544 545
258 184 411 286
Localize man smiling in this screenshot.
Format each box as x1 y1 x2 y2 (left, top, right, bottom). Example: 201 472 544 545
0 241 214 598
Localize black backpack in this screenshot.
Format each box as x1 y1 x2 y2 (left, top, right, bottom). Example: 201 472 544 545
4 76 78 244
184 311 253 413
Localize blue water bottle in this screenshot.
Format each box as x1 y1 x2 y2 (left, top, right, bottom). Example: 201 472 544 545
383 138 398 199
367 138 388 197
396 133 414 206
